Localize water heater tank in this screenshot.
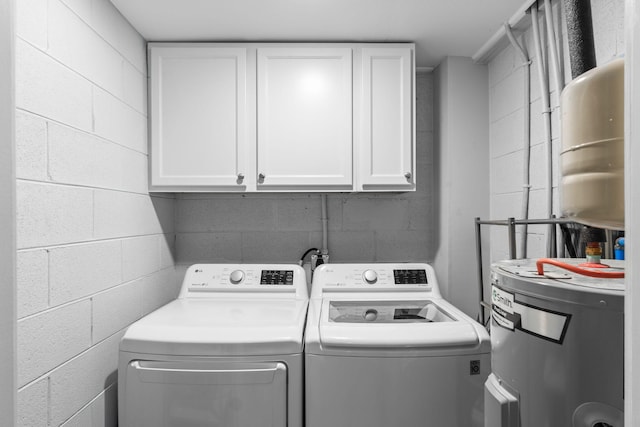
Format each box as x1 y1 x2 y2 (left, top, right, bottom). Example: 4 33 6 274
560 58 624 230
486 259 624 427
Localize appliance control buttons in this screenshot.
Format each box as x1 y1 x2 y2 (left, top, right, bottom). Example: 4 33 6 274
229 270 244 284
363 269 378 284
364 309 378 321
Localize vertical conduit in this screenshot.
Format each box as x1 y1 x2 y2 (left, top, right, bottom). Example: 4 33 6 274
544 0 565 96
531 4 556 257
504 24 532 259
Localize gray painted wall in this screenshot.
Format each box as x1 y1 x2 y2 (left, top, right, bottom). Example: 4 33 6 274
0 1 16 425
433 57 490 319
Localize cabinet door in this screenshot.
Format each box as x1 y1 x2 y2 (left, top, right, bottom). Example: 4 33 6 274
257 48 352 188
150 46 248 189
358 47 414 189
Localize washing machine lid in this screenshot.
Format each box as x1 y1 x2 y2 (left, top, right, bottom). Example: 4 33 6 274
120 298 308 356
318 298 480 350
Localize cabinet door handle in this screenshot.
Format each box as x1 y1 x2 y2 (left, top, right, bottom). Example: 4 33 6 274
237 173 244 182
404 172 412 181
258 173 266 183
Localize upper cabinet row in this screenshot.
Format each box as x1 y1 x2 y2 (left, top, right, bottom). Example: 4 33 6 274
148 43 415 192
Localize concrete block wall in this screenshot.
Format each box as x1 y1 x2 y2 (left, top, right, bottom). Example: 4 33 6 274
488 0 625 262
175 73 435 267
15 0 177 425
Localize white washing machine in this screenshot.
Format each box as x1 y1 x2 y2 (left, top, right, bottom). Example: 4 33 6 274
118 264 308 427
305 262 491 427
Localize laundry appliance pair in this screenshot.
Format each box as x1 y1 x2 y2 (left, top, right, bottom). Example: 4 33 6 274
118 263 490 427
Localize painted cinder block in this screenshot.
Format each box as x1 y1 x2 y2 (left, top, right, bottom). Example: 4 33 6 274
342 198 410 231
490 109 524 159
176 197 277 233
16 249 48 319
160 233 176 269
48 332 122 427
490 192 522 221
325 231 376 262
123 60 147 115
488 42 516 89
15 39 92 132
416 73 434 133
375 230 432 262
122 235 161 282
91 0 146 73
48 0 125 100
58 0 91 23
16 0 47 50
491 150 524 195
408 197 434 232
275 197 324 232
93 190 173 239
176 232 242 264
17 378 48 427
15 110 47 182
490 67 524 122
49 240 122 306
92 280 143 343
59 383 118 427
141 268 180 315
416 130 434 166
16 181 93 249
48 122 148 194
93 87 147 154
241 231 312 263
17 299 92 387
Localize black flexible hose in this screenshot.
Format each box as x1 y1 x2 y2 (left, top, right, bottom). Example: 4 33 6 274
300 247 319 263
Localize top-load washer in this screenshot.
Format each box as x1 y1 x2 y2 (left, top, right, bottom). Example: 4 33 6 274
118 263 308 427
305 262 491 427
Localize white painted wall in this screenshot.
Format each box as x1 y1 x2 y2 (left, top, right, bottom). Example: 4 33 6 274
625 0 640 423
433 57 490 319
174 73 435 267
0 1 16 426
15 0 177 425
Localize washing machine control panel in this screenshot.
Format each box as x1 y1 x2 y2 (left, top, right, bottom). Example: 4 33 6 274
393 269 428 284
311 263 439 297
180 264 307 298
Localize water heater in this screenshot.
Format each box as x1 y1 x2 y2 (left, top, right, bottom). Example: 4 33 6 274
485 259 624 427
560 58 624 230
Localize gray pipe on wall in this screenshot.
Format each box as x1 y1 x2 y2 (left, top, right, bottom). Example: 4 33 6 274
564 0 596 79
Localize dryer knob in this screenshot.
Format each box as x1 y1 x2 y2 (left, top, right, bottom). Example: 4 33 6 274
229 270 244 284
363 269 378 284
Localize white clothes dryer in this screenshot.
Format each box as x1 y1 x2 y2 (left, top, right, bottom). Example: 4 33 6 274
118 264 308 427
305 263 490 427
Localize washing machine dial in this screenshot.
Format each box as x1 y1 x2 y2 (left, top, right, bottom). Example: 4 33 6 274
229 270 244 284
363 269 378 284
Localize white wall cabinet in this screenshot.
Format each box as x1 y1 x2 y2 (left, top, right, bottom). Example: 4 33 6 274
257 48 353 189
148 43 415 192
357 48 415 190
149 46 251 190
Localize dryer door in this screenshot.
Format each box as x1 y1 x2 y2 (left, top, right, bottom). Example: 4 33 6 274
122 360 287 427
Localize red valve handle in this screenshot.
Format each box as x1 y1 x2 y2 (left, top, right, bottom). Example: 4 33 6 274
536 258 624 279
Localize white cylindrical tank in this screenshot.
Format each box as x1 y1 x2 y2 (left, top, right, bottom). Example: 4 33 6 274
560 58 624 230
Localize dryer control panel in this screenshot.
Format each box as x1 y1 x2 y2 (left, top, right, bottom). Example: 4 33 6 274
311 263 440 298
180 264 308 299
